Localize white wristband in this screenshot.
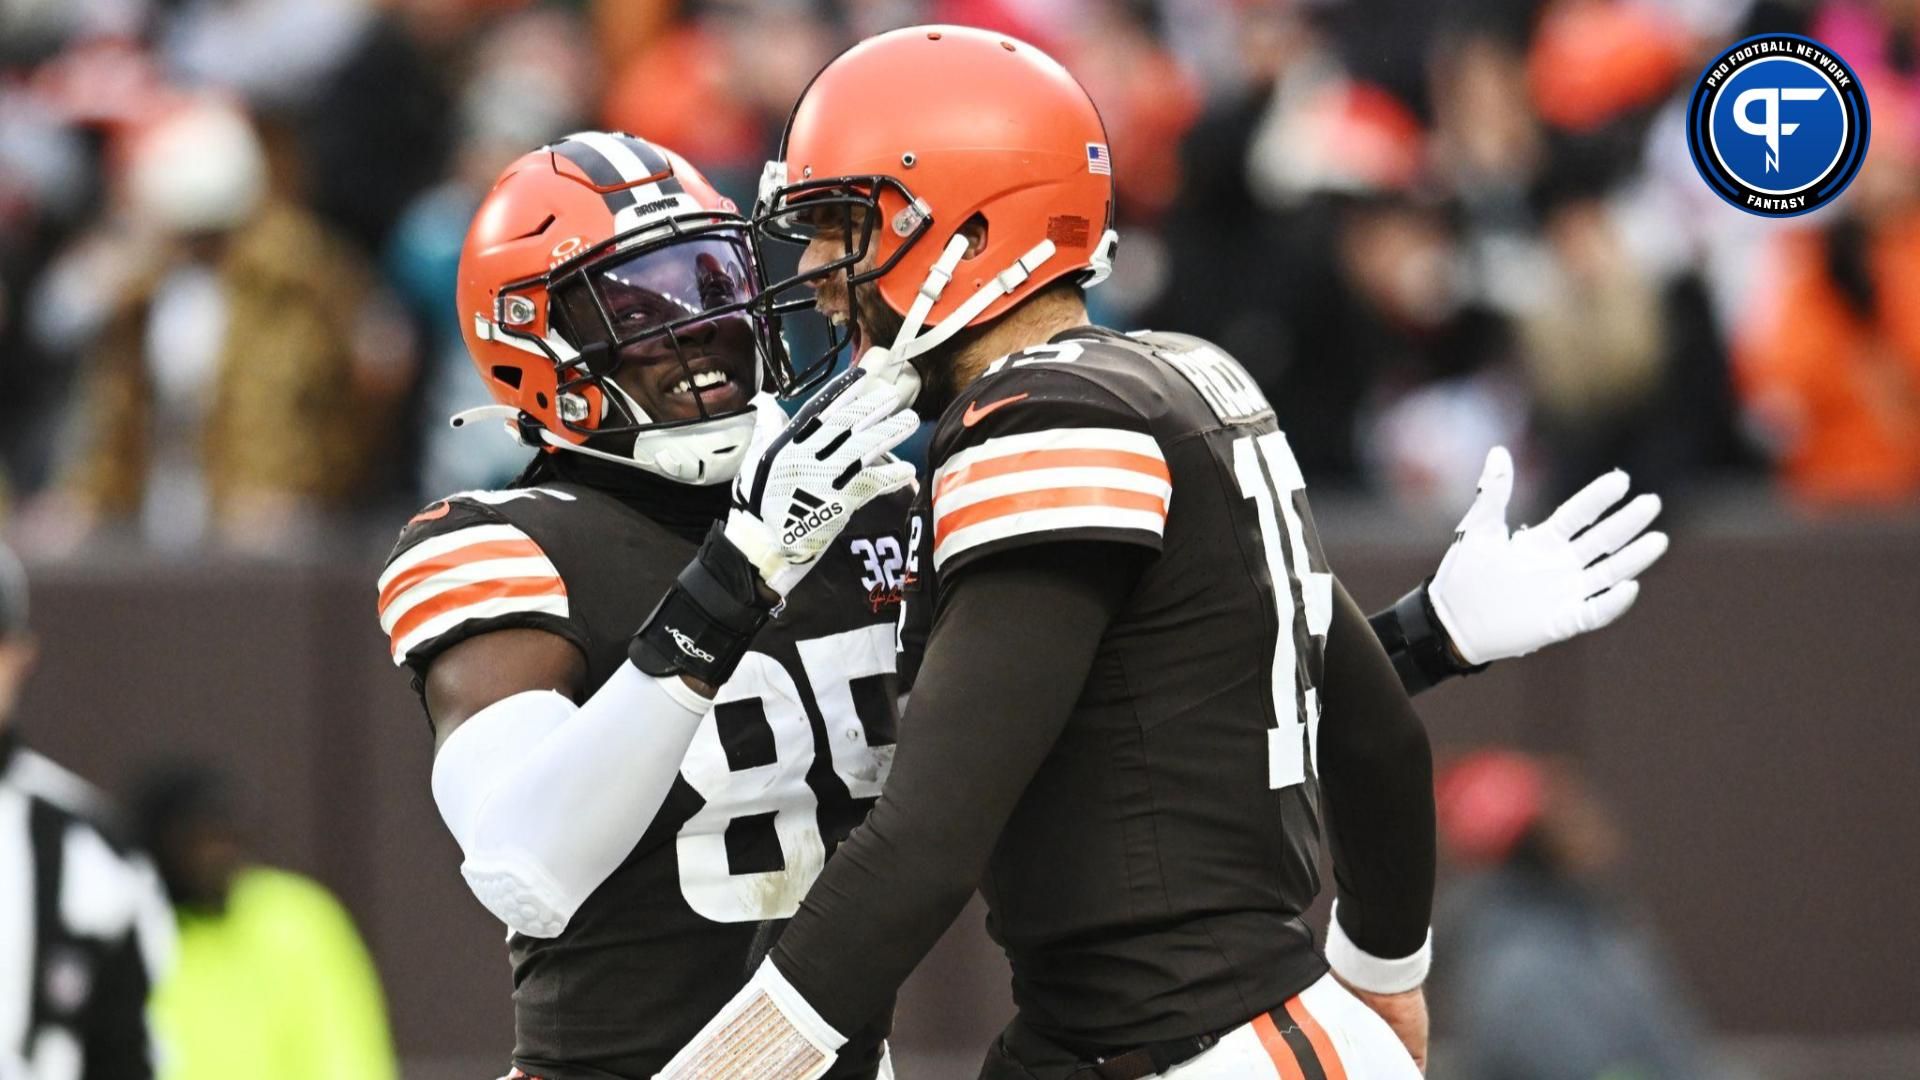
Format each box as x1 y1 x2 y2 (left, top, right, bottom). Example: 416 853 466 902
655 669 717 712
1324 900 1432 995
756 958 847 1056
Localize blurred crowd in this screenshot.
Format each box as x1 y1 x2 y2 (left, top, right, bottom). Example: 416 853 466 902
2 0 1919 556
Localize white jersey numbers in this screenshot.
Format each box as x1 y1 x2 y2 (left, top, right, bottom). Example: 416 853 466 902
796 625 899 801
1232 431 1331 792
983 341 1085 377
849 537 907 592
674 626 899 922
675 654 824 923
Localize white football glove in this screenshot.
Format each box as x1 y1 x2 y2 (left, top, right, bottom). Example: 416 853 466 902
655 959 844 1080
724 375 918 598
850 343 923 411
1429 447 1669 666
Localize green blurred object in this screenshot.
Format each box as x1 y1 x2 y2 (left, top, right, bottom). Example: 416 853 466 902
151 867 397 1080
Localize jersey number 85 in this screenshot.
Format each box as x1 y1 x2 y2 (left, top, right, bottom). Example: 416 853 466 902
674 624 897 923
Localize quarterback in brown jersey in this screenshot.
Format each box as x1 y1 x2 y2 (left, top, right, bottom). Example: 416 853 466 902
661 27 1667 1080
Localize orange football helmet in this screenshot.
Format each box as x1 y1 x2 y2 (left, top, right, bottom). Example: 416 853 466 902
457 131 775 484
754 25 1119 389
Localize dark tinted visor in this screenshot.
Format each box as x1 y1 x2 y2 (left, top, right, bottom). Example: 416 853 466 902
553 234 756 350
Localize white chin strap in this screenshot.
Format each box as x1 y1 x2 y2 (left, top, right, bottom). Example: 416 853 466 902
890 235 1053 363
448 402 760 486
885 226 1119 364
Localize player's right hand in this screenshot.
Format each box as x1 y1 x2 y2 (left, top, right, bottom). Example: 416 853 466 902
1338 978 1430 1074
724 378 918 598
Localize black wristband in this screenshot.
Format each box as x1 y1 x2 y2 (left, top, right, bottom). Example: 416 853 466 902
1368 580 1487 696
630 523 776 685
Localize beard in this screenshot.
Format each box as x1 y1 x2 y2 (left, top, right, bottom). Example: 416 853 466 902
852 275 902 354
852 275 973 415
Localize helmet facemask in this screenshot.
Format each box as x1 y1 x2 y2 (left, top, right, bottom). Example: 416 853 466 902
754 163 1079 410
751 170 930 398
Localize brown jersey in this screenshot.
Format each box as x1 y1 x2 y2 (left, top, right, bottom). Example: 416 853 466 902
377 455 910 1079
899 327 1336 1050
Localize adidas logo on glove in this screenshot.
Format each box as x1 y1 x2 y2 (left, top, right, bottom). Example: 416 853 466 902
782 489 846 546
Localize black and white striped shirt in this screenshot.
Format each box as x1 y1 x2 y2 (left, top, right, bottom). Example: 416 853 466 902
1 732 172 1080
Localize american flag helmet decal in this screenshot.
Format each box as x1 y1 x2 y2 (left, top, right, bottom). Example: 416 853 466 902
1086 143 1111 175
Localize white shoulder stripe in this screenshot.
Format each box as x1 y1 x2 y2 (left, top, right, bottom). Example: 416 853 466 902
379 523 536 592
934 465 1172 520
379 555 565 635
391 594 572 664
933 506 1166 570
936 427 1161 482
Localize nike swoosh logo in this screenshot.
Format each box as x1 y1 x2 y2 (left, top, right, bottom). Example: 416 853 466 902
409 501 451 525
963 393 1029 427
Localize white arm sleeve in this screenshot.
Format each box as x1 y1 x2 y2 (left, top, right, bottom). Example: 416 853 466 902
430 662 711 937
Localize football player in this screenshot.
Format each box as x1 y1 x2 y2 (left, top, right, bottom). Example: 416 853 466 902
660 27 1667 1080
382 130 1653 1080
374 132 922 1080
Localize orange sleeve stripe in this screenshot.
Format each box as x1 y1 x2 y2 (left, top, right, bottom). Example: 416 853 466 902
387 575 567 651
934 447 1169 501
1252 1013 1309 1080
378 539 545 613
1284 997 1347 1080
933 487 1168 547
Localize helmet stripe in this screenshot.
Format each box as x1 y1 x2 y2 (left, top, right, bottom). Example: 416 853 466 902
619 135 682 194
553 137 639 215
626 137 666 173
570 131 651 182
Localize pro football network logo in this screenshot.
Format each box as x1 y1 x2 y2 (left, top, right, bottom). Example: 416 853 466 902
1687 34 1869 218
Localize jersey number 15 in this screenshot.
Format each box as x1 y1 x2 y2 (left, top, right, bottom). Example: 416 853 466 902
1232 430 1332 792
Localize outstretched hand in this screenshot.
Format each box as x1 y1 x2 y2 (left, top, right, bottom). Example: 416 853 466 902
1429 447 1668 666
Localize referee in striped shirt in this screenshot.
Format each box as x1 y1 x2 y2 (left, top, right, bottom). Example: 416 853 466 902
1 544 173 1080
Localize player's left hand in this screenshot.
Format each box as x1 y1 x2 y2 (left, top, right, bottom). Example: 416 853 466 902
1429 447 1668 666
725 376 918 598
1336 978 1429 1074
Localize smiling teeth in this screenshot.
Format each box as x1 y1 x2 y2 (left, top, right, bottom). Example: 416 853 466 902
672 370 730 395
